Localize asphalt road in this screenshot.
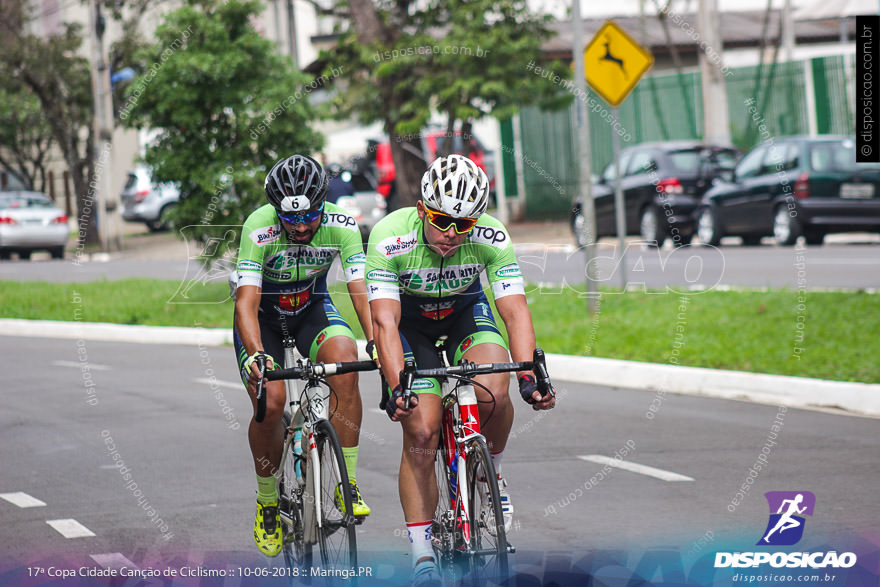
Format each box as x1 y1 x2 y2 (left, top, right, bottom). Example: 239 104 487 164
2 336 878 585
2 230 878 290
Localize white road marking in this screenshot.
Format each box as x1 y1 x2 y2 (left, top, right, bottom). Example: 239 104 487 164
193 377 241 390
578 455 695 482
368 408 386 415
52 360 111 370
46 519 96 538
90 553 139 571
0 492 46 508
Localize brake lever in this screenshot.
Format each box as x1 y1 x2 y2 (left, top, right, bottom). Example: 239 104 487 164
533 348 555 398
400 359 416 410
254 354 268 423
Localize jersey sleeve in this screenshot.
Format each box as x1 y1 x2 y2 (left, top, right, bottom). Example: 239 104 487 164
473 218 525 299
236 207 282 289
364 217 402 302
334 216 367 282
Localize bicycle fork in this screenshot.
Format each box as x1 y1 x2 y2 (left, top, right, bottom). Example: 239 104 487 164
452 383 482 546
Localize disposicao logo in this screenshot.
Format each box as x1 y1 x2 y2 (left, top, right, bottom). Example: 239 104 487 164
714 491 857 570
758 491 815 546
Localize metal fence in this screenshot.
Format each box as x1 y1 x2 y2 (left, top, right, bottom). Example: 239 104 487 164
504 54 855 219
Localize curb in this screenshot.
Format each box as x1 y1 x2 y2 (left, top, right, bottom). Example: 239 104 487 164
3 319 878 418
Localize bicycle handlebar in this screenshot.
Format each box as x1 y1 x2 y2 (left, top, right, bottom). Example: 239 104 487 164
399 347 554 405
265 359 377 382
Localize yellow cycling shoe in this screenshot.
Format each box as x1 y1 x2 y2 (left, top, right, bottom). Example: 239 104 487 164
334 482 371 517
254 501 282 557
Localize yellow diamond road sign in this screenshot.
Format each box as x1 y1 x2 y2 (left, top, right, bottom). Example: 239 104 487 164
584 20 654 108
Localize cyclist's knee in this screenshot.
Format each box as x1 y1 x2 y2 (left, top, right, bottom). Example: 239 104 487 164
406 422 440 452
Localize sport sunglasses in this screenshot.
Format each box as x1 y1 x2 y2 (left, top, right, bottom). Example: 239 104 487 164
423 207 478 234
278 202 324 225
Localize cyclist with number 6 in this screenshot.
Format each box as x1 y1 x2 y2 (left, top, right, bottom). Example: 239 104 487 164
233 155 374 558
365 154 557 584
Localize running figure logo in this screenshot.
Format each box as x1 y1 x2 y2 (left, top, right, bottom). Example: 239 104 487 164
758 491 816 546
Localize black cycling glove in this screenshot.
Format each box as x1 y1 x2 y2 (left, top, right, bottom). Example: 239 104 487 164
385 384 407 419
518 373 538 404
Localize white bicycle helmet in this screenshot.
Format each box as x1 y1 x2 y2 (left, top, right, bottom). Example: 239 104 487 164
420 154 489 218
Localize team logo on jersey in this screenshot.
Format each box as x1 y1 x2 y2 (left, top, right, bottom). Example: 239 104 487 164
377 230 418 257
495 264 522 278
469 225 508 248
323 212 358 231
237 260 262 273
347 253 367 265
316 332 326 346
278 290 311 312
249 224 282 246
460 336 474 351
419 300 456 320
367 269 399 283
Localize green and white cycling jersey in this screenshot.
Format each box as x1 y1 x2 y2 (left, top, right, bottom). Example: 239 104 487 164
364 207 524 321
236 202 366 317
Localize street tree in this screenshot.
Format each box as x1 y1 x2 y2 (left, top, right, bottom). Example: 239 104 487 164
0 0 161 247
120 0 324 261
328 0 570 208
0 80 55 191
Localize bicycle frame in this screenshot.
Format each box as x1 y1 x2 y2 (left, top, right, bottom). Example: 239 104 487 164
439 378 482 546
279 342 331 545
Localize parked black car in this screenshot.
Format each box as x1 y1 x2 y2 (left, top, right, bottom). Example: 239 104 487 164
570 141 739 247
696 136 880 246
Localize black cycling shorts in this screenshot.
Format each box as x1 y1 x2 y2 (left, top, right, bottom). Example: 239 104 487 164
394 294 507 396
234 297 355 384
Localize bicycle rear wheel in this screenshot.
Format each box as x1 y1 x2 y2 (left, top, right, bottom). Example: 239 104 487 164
280 411 312 576
463 436 509 583
312 419 358 569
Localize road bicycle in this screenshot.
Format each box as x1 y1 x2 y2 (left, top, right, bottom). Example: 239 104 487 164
257 338 376 579
394 343 553 584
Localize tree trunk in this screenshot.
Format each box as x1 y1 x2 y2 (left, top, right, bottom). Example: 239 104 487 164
387 125 426 209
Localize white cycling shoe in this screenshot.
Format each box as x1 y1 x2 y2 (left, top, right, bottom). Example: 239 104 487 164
480 474 513 537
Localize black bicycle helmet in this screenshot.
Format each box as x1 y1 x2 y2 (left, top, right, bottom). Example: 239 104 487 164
264 155 329 213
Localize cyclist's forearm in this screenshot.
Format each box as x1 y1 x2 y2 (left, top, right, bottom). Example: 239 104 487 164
370 300 404 387
234 289 264 357
347 279 374 341
496 294 537 376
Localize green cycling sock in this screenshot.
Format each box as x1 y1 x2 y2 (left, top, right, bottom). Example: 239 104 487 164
342 446 359 483
256 474 278 504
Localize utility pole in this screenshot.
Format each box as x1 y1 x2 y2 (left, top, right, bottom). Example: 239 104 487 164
783 0 795 63
571 0 598 314
89 0 122 251
287 0 299 69
698 0 730 144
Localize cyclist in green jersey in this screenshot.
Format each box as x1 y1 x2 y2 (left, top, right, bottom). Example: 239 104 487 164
365 155 556 583
234 155 374 557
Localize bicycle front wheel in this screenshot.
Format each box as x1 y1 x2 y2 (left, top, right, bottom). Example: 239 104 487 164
279 411 312 576
432 428 460 581
463 436 509 583
311 419 357 570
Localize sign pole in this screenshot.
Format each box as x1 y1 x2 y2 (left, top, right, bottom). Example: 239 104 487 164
612 107 627 290
572 0 598 314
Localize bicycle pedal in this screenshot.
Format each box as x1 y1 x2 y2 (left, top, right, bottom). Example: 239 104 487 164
506 541 516 554
353 515 367 525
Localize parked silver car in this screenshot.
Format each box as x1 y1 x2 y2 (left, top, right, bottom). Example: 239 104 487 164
0 191 69 259
121 166 180 231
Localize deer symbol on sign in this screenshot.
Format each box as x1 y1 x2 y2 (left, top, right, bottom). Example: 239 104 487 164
601 36 627 78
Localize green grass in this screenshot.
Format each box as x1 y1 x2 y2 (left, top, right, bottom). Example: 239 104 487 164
2 279 877 383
